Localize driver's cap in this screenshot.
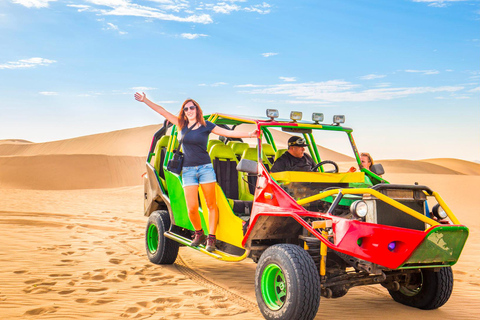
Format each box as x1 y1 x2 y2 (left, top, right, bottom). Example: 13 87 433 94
288 136 308 147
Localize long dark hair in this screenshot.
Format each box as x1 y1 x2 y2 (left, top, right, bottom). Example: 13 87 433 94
177 99 206 130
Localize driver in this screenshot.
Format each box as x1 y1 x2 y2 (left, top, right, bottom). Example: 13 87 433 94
271 136 315 172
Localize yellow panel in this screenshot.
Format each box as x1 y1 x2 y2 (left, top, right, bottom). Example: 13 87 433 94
271 171 365 183
199 184 245 249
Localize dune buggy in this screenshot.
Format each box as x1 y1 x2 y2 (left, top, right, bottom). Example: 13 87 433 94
143 110 468 320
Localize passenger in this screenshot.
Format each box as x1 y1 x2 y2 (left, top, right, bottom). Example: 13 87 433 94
360 152 374 170
135 92 257 252
271 136 315 172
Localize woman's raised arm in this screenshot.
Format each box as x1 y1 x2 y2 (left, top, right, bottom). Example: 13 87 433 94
134 92 179 126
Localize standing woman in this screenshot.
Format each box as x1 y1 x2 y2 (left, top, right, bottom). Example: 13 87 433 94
135 92 257 252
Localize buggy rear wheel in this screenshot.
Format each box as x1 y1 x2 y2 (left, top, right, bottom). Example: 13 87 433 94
255 244 320 320
145 210 179 264
388 267 453 310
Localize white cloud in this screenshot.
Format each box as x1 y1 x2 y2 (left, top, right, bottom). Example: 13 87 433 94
360 74 386 80
0 57 56 69
39 91 58 96
234 84 266 88
198 82 228 86
84 0 213 24
131 86 157 91
104 22 127 34
279 77 297 82
11 0 56 8
412 0 467 8
244 2 271 14
405 69 440 75
67 4 93 12
211 3 241 14
239 80 464 102
181 33 208 39
262 52 278 58
469 86 480 92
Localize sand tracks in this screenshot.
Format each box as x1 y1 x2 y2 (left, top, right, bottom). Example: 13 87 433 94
1 187 480 319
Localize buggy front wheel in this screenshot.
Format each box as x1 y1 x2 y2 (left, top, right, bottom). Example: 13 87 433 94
255 244 320 320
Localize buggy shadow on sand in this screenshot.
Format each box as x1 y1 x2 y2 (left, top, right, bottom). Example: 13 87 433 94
143 110 468 320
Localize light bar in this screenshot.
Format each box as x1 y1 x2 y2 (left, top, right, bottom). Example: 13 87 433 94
266 109 279 120
312 113 324 123
333 115 345 125
290 111 302 121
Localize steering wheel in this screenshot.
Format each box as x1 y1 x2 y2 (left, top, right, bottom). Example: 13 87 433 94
312 160 339 173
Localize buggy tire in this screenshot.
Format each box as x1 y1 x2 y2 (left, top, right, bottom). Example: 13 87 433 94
388 267 453 310
145 210 179 264
255 244 320 320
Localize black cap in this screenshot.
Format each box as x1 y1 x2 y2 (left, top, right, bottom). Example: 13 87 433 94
288 136 308 147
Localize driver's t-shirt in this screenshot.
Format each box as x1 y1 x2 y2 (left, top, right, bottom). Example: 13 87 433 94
271 151 315 172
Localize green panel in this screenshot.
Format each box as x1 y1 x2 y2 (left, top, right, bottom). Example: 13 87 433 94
164 171 207 231
401 226 469 268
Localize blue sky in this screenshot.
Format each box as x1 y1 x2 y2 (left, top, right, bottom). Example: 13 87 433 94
1 0 479 161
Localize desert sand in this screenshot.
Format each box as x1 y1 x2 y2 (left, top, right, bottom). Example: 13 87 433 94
1 124 479 319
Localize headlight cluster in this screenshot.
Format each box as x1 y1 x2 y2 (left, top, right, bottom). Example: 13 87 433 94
432 204 447 220
350 200 368 218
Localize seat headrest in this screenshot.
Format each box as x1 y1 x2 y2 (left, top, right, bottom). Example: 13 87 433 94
262 143 275 156
274 149 287 160
242 147 270 164
232 142 249 156
210 144 237 161
157 135 178 149
207 140 223 153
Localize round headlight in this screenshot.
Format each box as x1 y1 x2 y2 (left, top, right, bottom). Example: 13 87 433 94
432 204 447 220
350 200 368 218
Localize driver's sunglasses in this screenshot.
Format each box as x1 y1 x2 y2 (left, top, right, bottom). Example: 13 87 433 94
183 105 196 112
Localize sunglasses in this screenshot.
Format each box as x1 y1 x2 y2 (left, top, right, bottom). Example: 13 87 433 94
289 138 306 146
183 105 196 112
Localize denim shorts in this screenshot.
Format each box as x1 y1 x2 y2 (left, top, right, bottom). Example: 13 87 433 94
182 163 217 187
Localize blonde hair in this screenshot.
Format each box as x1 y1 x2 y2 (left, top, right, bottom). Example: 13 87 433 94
360 152 374 168
177 99 206 130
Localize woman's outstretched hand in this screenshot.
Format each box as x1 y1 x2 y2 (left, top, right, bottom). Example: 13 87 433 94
249 129 258 138
134 92 146 102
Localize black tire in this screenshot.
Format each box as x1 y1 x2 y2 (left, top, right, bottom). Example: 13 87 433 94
255 244 321 320
145 210 179 264
388 267 453 310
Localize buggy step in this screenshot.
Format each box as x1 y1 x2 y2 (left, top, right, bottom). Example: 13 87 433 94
164 231 248 261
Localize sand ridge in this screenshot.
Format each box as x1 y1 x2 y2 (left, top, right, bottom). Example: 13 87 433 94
1 125 479 319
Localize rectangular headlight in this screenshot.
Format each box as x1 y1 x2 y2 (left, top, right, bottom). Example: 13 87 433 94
290 111 302 121
333 115 345 124
312 113 324 122
266 109 279 119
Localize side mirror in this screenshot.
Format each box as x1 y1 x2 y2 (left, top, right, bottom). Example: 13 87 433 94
370 163 385 176
237 159 258 174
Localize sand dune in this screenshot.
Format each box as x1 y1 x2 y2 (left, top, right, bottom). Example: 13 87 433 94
0 125 160 157
1 124 479 319
419 158 480 175
0 154 145 190
376 159 465 175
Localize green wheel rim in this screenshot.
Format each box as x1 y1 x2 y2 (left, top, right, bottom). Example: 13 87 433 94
147 224 159 254
261 264 287 310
